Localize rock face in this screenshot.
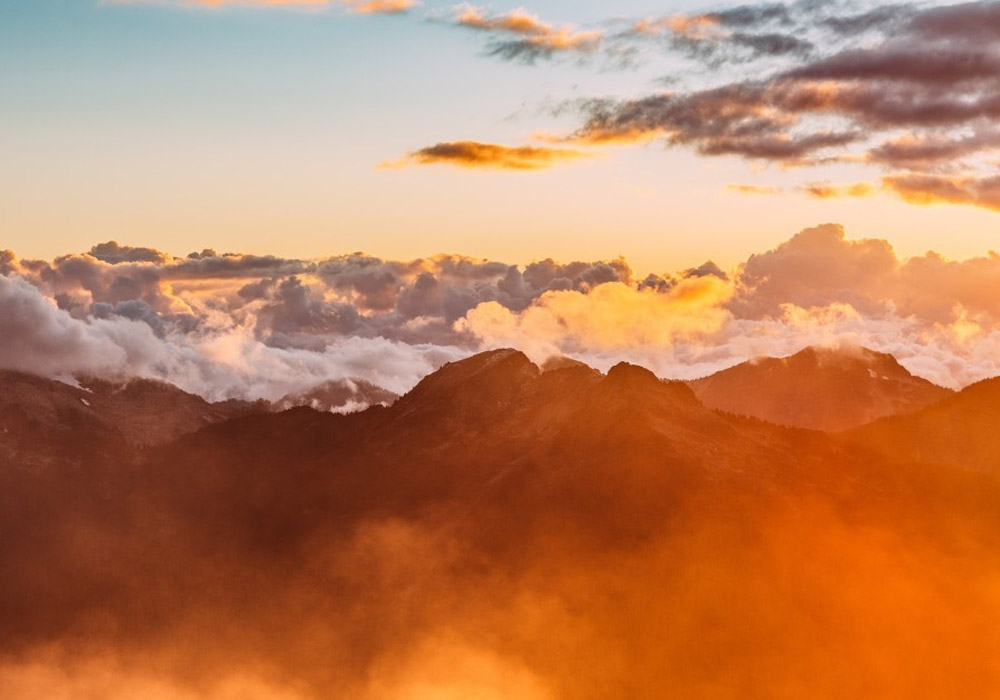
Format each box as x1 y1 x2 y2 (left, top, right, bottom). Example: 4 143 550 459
688 345 953 431
1 350 999 700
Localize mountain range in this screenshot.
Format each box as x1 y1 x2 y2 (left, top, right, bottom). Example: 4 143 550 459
1 346 998 699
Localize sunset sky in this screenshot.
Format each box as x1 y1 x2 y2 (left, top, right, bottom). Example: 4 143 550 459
6 7 1000 697
3 0 999 272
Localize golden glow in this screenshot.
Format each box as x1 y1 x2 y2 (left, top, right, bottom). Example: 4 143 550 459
803 182 877 199
381 141 594 171
454 6 603 52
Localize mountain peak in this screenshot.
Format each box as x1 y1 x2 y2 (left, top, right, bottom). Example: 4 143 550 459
690 346 952 431
390 349 539 420
607 361 660 386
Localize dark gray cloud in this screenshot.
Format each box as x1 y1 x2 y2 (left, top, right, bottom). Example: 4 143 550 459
89 241 172 265
559 1 1000 208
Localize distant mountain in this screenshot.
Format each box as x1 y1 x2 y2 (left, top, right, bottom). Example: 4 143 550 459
0 370 397 468
0 370 263 465
0 371 125 469
1 350 998 699
688 345 953 431
848 376 1000 472
272 378 397 414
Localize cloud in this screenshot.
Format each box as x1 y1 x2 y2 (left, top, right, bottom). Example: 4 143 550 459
0 272 464 401
451 5 602 62
457 276 734 360
801 182 876 199
8 224 1000 397
883 173 1000 211
383 140 592 170
727 183 782 195
452 223 1000 389
0 244 640 399
550 1 1000 211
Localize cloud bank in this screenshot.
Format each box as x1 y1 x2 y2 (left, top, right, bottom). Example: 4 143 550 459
4 224 1000 397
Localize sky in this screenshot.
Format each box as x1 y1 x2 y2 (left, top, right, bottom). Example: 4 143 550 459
4 0 1000 402
3 0 999 274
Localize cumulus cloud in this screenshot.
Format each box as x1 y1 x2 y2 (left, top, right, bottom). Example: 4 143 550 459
382 140 592 171
454 224 1000 389
0 272 462 401
6 225 1000 397
0 243 639 399
456 276 734 360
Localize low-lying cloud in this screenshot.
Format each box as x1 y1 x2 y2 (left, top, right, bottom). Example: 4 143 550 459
4 224 1000 398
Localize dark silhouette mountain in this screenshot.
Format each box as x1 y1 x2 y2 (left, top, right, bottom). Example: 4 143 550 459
688 345 953 431
1 350 998 700
273 378 398 413
848 376 1000 472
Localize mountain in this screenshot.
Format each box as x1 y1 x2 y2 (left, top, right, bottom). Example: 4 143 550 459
272 378 398 413
1 350 998 700
848 376 1000 472
688 345 953 431
0 370 264 467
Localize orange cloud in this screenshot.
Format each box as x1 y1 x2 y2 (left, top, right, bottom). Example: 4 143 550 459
802 182 877 199
883 174 1000 211
454 5 602 54
456 277 734 360
632 14 723 40
727 184 782 196
346 0 414 13
382 141 592 171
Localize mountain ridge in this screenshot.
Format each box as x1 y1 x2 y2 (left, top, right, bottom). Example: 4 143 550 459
687 344 954 431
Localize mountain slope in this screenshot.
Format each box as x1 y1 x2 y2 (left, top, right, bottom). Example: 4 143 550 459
1 351 998 700
688 345 953 431
0 370 262 461
848 376 1000 472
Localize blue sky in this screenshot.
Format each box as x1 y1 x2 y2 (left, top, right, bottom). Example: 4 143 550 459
3 0 998 272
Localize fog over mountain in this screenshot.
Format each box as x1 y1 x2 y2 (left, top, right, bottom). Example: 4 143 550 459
2 348 999 699
5 228 1000 698
10 0 1000 694
4 224 1000 405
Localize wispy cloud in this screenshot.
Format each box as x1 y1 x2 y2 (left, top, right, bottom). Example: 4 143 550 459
801 182 876 200
727 183 781 196
382 140 592 171
450 4 602 62
883 174 1000 211
557 1 1000 211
